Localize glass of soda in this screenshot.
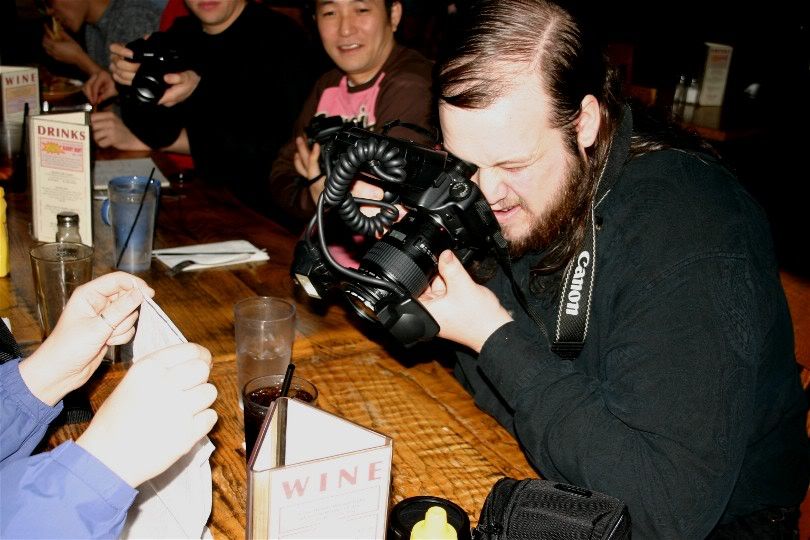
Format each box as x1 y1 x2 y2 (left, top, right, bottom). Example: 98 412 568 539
242 374 318 457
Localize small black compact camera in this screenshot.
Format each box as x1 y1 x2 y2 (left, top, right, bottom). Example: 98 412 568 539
125 32 186 104
291 115 502 347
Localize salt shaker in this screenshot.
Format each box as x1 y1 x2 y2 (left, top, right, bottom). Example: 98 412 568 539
685 77 700 105
673 74 687 104
55 211 82 243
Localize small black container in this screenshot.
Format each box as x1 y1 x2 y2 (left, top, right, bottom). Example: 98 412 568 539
387 496 472 540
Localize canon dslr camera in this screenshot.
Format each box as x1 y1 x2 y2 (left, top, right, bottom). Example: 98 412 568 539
291 115 503 347
125 32 186 105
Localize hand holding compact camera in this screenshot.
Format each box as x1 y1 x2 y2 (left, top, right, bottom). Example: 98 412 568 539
124 32 188 105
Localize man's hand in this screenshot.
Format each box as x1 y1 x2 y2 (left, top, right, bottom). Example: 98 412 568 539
158 70 201 107
42 24 84 65
19 273 154 406
83 70 118 105
91 111 150 150
76 343 218 488
297 137 388 217
419 250 512 352
109 43 139 87
294 136 324 201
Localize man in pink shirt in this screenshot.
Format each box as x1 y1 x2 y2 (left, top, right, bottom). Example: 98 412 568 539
267 0 433 229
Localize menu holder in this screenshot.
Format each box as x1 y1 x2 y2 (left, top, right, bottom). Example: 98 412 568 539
698 42 733 107
1 66 40 123
28 111 93 245
247 397 393 540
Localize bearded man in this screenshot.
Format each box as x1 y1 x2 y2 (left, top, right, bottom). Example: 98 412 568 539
418 1 810 537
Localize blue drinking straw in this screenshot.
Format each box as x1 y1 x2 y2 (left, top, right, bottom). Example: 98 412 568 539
115 168 155 268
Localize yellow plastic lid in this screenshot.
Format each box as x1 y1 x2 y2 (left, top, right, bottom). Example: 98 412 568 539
410 506 457 540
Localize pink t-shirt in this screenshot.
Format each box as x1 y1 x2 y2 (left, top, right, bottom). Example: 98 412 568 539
315 74 387 269
315 74 386 129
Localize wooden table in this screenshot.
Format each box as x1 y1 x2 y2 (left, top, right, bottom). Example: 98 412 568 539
0 163 536 538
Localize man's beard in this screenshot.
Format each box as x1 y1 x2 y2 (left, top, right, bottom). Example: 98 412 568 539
507 152 590 260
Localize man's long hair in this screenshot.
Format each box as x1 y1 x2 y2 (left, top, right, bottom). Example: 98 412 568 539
439 0 718 281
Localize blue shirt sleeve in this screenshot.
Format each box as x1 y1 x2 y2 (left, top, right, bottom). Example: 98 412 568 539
1 359 138 538
1 441 137 539
0 359 63 463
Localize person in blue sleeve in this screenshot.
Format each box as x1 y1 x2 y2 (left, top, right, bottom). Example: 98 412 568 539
0 272 218 539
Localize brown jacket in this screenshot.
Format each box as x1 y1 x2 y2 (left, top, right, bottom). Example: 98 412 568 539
266 44 434 227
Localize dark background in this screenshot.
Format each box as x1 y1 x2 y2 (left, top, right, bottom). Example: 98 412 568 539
4 0 809 275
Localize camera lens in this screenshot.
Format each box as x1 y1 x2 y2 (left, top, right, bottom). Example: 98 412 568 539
132 68 167 104
341 212 452 322
344 281 388 323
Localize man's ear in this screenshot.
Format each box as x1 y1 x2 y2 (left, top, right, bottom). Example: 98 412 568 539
390 1 403 31
576 94 601 151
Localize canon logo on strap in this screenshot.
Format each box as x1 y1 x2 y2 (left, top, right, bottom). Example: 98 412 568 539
565 251 591 316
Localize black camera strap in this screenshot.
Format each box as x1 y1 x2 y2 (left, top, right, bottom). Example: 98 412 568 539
550 106 632 359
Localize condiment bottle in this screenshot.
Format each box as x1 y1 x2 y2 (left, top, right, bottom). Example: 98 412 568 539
55 211 81 243
54 210 95 422
1 187 8 277
673 74 687 104
685 77 700 105
411 506 457 540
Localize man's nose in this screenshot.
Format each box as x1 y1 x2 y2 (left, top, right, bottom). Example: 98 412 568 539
338 13 356 36
475 168 507 205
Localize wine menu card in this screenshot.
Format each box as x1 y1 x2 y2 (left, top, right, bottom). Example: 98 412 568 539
1 66 40 123
247 397 393 539
28 111 93 245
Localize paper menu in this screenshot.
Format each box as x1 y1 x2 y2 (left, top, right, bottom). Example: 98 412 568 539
124 295 215 539
28 111 93 244
1 66 40 123
699 43 733 107
248 398 393 539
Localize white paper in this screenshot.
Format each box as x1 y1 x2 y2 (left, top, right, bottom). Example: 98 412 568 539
92 157 170 190
153 239 269 272
123 295 214 539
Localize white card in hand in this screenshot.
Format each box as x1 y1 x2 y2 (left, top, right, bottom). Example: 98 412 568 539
132 295 187 361
123 294 214 539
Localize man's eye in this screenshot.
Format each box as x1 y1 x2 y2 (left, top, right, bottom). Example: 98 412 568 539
504 166 527 173
320 10 335 17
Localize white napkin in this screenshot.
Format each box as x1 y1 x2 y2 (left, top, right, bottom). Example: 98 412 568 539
92 157 170 190
153 240 269 272
122 295 215 539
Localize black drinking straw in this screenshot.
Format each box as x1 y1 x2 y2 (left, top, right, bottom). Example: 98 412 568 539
280 363 296 398
116 168 155 268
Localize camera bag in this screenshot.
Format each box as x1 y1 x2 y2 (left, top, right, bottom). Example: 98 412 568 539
472 478 631 540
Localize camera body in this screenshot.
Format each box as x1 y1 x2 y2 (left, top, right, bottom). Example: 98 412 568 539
304 114 363 174
126 32 186 104
291 116 501 346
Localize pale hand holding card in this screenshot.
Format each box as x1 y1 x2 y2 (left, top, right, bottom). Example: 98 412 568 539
121 295 215 539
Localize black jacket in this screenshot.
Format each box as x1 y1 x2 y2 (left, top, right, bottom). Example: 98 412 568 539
455 111 809 538
121 3 317 203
